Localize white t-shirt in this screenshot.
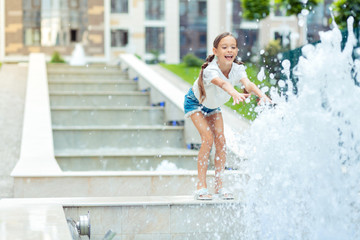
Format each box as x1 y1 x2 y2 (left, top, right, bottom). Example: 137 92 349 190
193 58 248 109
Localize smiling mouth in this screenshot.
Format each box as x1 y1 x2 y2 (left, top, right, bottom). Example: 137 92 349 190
225 55 233 60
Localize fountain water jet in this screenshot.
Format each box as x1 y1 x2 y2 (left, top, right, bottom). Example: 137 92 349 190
70 43 86 66
231 17 360 239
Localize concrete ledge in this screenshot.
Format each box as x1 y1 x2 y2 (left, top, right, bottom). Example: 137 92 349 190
11 53 61 177
0 196 243 239
11 169 243 177
12 170 247 198
1 195 242 207
0 201 72 240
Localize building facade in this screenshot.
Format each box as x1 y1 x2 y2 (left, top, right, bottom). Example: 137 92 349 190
0 0 107 62
0 0 332 63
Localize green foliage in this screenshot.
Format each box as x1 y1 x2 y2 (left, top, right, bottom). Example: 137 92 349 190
182 53 204 67
280 0 321 16
241 0 320 20
50 51 65 63
332 0 360 29
159 63 200 85
242 0 270 20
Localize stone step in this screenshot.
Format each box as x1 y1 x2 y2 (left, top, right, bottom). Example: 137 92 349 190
1 196 243 239
12 170 247 198
48 74 130 81
47 63 121 70
52 125 185 150
47 66 125 74
51 106 165 126
48 80 138 92
49 91 150 107
62 197 242 240
55 148 198 171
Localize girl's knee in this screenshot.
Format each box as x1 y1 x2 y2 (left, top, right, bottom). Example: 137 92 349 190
201 133 214 148
215 135 226 150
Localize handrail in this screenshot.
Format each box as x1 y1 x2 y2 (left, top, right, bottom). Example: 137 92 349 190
11 53 61 176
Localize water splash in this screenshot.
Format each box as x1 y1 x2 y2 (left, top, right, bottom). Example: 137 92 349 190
235 17 360 239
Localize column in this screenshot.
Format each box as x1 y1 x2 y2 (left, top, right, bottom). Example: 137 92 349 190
165 0 179 64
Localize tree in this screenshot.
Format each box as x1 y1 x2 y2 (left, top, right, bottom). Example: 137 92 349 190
242 0 321 21
50 51 65 63
332 0 360 29
278 0 322 16
242 0 270 21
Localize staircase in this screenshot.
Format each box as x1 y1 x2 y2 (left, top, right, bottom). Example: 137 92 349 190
47 64 198 172
9 55 246 239
13 61 245 199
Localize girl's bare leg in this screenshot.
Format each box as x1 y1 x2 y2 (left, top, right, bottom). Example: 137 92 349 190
206 112 226 194
190 112 214 191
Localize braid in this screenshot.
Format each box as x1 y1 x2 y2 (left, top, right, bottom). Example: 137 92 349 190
198 54 215 103
233 56 244 65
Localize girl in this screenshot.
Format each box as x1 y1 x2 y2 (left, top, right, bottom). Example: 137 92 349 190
184 32 271 200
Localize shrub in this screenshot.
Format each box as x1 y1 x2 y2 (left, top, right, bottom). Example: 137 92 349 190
50 51 65 63
183 53 204 67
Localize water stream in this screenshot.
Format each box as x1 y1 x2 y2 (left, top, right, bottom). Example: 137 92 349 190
230 17 360 239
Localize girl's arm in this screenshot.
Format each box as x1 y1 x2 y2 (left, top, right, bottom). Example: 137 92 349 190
240 77 271 104
211 77 250 105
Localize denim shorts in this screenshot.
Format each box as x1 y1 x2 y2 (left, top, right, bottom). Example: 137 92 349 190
183 88 221 118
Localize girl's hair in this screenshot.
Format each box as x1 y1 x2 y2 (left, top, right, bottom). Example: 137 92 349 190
198 32 243 103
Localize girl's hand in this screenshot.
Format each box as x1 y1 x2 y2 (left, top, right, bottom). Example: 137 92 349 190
257 95 272 105
232 92 250 105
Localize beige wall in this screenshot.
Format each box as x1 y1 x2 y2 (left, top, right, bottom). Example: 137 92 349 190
0 0 4 61
110 0 145 59
207 0 232 55
110 0 180 64
259 14 306 50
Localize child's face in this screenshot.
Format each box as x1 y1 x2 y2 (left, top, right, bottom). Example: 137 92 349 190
213 36 238 65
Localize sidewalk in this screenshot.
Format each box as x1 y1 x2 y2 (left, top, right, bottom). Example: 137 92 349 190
0 64 28 198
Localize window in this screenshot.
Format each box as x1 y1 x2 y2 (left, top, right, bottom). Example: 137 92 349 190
145 27 165 54
111 0 128 13
199 33 206 45
111 29 128 47
32 0 40 7
198 1 206 16
70 0 79 8
22 0 88 46
70 29 78 42
232 0 242 26
179 0 207 59
274 31 291 49
24 28 41 45
23 0 41 46
145 0 164 20
234 29 259 61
